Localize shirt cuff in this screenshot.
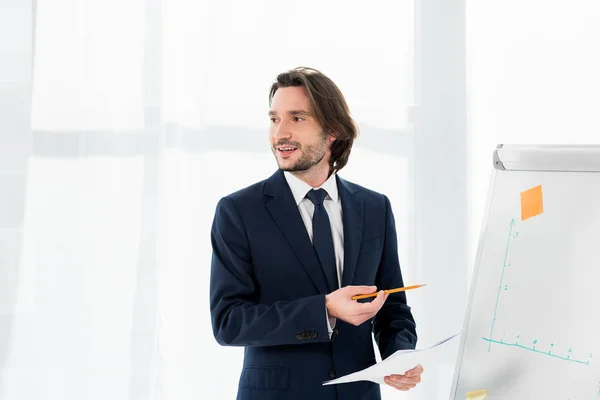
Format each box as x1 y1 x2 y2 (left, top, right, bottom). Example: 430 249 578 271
325 306 337 339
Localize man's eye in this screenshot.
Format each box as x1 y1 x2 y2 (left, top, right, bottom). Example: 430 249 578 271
293 117 304 122
270 118 277 123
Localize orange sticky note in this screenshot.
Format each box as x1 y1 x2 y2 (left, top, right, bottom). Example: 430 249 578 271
521 184 543 221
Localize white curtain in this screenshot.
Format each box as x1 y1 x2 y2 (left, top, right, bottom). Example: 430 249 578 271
1 0 468 399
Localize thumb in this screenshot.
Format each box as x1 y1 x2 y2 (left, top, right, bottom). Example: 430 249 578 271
346 285 377 295
374 290 387 304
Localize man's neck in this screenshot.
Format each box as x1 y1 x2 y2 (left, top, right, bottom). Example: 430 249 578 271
289 165 332 188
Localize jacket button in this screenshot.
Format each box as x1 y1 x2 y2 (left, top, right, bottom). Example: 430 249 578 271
329 369 336 378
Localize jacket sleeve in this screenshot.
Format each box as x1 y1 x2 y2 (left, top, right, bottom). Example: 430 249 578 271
209 196 330 347
373 195 418 359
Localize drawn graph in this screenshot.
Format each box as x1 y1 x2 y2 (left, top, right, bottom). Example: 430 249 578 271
482 218 593 366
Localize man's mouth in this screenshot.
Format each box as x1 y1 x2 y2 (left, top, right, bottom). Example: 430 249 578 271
276 146 298 157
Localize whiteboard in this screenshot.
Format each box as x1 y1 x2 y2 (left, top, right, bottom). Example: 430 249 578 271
451 145 600 399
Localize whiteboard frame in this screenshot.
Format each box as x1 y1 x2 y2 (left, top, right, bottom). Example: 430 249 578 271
449 143 600 398
448 162 498 399
494 143 600 172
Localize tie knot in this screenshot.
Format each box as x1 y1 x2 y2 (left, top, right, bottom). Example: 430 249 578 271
306 188 328 205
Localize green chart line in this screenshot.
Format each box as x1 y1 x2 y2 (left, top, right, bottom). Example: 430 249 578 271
487 218 516 352
483 218 592 366
482 337 590 365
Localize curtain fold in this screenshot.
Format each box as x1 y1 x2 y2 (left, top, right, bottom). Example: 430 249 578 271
0 1 447 399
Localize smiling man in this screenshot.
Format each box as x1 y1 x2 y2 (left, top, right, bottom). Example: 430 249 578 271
209 67 422 400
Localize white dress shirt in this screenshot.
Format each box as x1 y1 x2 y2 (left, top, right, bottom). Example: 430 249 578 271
283 171 344 338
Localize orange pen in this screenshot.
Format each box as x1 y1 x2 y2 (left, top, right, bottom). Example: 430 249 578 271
351 284 427 300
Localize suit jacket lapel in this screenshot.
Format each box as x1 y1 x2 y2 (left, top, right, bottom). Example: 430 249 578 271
264 170 329 294
337 175 363 287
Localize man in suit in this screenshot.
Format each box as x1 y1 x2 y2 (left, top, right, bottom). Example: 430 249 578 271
209 67 422 399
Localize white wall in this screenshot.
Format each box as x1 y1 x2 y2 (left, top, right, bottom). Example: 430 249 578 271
467 0 600 273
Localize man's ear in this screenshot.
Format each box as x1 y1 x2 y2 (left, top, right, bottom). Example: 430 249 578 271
327 135 337 150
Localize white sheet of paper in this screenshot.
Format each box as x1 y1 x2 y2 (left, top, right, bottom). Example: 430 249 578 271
322 332 461 386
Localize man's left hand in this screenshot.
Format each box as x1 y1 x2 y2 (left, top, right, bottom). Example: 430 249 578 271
384 364 423 391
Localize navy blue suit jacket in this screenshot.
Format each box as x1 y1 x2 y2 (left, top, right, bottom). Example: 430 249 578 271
209 170 417 400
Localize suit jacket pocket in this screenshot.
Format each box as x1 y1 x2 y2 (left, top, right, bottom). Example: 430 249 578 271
240 366 289 390
361 237 381 254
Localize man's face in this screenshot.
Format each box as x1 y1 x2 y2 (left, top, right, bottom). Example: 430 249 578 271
268 86 333 172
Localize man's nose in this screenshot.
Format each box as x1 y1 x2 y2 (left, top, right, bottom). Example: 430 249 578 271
273 121 292 140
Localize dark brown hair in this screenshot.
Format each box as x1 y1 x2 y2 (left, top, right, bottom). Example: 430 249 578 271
268 67 359 174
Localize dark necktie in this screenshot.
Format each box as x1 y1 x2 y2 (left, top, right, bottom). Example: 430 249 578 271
306 189 338 292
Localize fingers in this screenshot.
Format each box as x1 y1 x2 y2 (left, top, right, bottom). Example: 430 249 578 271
341 287 389 326
345 285 377 296
384 379 416 391
357 290 387 312
392 374 421 385
372 290 387 308
384 373 421 391
406 364 424 376
347 293 383 326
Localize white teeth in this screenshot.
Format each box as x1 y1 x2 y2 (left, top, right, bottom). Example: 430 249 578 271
279 147 296 151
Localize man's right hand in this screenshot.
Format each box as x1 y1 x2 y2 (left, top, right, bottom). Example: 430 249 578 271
325 286 388 326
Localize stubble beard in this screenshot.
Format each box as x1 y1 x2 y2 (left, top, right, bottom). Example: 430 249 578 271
274 132 329 172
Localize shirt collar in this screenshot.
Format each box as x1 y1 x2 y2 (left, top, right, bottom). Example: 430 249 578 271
283 170 339 206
